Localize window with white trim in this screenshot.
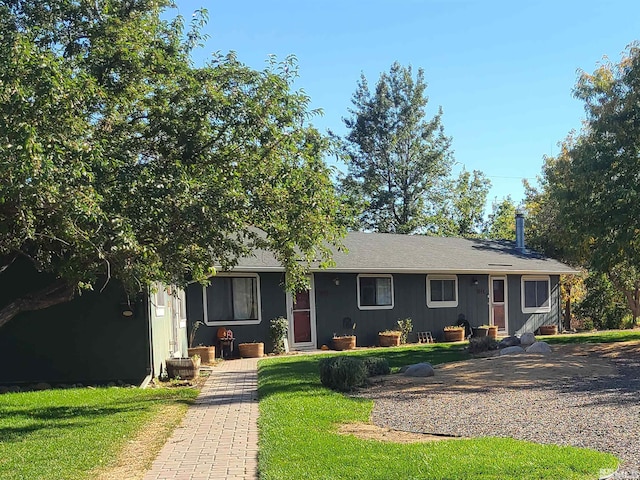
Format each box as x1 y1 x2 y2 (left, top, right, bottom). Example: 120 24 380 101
357 275 394 310
176 289 187 321
427 275 458 308
203 274 261 325
154 283 167 317
521 276 551 313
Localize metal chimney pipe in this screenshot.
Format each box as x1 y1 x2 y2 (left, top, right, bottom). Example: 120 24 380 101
515 212 525 252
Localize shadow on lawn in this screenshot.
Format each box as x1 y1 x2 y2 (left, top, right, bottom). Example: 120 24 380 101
0 396 193 443
0 404 142 443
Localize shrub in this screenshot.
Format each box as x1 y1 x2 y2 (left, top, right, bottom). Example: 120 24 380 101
319 356 367 392
397 318 413 343
270 317 289 354
468 336 499 354
362 357 390 376
574 272 629 330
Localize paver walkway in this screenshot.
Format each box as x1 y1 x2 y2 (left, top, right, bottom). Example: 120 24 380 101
144 358 260 480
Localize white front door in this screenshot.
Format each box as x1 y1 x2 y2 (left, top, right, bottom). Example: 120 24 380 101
490 276 508 333
286 276 317 350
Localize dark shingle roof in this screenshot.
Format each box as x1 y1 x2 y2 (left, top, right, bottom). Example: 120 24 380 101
232 231 575 275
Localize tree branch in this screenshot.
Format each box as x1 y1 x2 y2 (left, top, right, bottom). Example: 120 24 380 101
0 280 76 330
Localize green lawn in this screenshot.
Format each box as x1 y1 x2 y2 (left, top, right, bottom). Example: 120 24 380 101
258 342 619 480
0 386 198 480
539 328 640 345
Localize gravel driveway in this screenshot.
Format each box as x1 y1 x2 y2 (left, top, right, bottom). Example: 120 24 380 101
357 342 640 479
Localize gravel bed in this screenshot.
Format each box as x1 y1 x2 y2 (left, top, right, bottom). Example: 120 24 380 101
360 354 640 479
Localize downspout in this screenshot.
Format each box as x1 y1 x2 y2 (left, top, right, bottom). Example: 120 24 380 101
142 286 155 387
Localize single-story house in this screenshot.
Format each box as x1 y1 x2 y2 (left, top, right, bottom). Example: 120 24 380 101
187 218 575 352
0 257 187 386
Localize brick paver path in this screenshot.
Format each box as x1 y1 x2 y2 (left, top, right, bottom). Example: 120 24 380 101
144 358 260 480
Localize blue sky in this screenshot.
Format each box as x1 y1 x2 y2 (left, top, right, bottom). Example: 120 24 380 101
171 0 640 208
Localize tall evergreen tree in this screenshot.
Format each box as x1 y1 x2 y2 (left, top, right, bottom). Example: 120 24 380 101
337 62 453 234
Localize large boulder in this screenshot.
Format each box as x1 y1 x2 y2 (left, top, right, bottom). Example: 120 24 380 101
499 346 526 356
499 336 521 348
519 332 536 347
404 362 435 377
526 341 552 354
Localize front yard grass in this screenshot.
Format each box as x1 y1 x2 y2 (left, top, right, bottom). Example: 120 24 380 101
0 386 198 480
258 342 618 480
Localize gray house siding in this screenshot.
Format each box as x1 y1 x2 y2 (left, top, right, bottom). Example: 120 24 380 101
185 271 565 355
186 273 286 354
314 273 491 346
507 275 561 335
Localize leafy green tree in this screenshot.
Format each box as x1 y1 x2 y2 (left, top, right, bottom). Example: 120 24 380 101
531 44 640 321
336 62 453 234
0 0 347 329
575 272 628 330
484 196 517 240
433 169 491 237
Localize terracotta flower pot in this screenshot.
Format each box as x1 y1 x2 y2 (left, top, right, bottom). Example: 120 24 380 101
188 346 216 364
473 327 489 338
238 342 264 358
332 336 356 351
443 328 465 342
539 325 558 336
487 326 498 339
378 332 401 347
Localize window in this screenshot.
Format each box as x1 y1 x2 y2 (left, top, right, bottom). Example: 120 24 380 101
154 283 167 317
203 274 261 325
357 275 393 310
427 275 458 308
521 276 551 313
176 289 187 321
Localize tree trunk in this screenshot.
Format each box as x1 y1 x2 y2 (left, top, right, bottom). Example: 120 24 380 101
0 279 75 330
564 296 572 332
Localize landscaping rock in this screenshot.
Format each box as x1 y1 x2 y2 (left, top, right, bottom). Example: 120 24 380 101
526 341 553 354
404 363 435 377
8 386 21 393
0 386 9 394
519 332 536 347
499 336 521 348
499 346 526 356
33 382 51 391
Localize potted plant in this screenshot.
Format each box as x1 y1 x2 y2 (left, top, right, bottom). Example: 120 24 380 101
166 354 201 380
539 324 558 335
472 325 490 338
487 325 498 339
187 321 216 364
443 325 465 342
332 335 356 350
238 342 264 358
270 316 289 354
397 318 413 344
378 330 401 347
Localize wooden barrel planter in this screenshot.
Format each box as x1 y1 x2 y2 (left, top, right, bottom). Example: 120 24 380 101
487 326 498 339
166 356 200 380
332 336 356 351
187 346 216 364
472 327 489 338
443 328 465 342
238 342 264 358
378 332 401 347
539 325 558 336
